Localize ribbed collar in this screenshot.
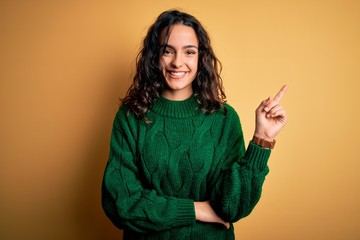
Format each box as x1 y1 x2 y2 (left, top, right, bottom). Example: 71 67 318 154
150 95 200 118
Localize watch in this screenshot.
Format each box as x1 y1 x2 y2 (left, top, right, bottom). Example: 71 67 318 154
252 136 276 149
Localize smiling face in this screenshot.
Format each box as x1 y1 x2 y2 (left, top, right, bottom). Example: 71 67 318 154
159 24 199 100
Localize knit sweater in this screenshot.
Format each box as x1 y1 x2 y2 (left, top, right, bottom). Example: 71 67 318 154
102 95 271 240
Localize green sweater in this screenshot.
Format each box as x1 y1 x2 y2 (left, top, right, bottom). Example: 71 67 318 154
102 95 271 240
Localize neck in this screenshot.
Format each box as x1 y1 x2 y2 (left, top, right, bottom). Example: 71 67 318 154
151 95 199 118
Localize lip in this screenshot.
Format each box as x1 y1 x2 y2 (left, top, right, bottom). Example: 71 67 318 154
166 70 187 79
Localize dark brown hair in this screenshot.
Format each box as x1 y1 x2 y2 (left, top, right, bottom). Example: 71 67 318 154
122 10 226 121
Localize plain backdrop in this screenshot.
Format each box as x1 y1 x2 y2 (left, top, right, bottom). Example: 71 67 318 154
1 1 359 239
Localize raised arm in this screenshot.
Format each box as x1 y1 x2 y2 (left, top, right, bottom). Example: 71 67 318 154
209 112 271 222
209 85 288 222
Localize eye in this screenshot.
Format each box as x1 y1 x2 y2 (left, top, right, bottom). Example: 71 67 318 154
186 50 197 55
163 48 174 55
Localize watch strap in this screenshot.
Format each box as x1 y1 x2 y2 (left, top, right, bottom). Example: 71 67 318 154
252 135 276 149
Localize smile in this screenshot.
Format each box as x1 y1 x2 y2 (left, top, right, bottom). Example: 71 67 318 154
168 71 186 77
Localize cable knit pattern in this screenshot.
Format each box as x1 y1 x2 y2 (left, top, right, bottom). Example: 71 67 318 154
102 95 271 240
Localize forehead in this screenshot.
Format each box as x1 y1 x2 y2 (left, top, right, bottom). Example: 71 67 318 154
161 24 199 46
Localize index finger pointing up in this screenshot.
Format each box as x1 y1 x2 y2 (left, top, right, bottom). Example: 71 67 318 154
274 84 288 101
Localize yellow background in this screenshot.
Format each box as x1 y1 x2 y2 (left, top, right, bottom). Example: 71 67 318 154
1 1 359 239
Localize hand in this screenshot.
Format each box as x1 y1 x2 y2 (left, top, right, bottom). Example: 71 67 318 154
254 85 288 141
194 201 230 229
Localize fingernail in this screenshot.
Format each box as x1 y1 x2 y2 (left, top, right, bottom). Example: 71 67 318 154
264 107 269 112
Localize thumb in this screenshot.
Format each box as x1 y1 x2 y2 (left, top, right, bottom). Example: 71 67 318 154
257 96 271 113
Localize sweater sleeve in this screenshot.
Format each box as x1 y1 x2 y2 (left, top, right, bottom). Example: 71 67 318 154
209 107 271 222
101 108 196 233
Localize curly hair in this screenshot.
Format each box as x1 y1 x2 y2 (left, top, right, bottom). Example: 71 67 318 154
122 10 226 121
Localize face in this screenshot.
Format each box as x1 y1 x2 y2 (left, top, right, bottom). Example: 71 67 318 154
159 24 199 100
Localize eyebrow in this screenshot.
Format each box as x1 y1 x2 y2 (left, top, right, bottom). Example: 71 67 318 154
161 44 198 49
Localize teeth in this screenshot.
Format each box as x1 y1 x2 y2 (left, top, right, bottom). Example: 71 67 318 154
170 71 185 76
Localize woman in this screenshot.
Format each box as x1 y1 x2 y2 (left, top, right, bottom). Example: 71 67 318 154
102 9 287 240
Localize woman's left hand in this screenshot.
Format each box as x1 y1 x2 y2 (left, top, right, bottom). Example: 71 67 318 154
254 85 288 141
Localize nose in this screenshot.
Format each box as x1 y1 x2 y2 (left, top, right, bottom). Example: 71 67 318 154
171 53 183 68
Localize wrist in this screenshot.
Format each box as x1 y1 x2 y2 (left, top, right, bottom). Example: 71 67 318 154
253 131 274 142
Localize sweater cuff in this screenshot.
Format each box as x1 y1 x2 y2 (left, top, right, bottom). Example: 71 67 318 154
245 141 271 173
173 198 196 227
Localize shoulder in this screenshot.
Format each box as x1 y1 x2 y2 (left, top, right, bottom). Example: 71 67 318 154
113 104 141 130
209 103 244 141
220 103 240 122
115 105 131 122
223 103 238 115
222 103 243 129
207 103 241 128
